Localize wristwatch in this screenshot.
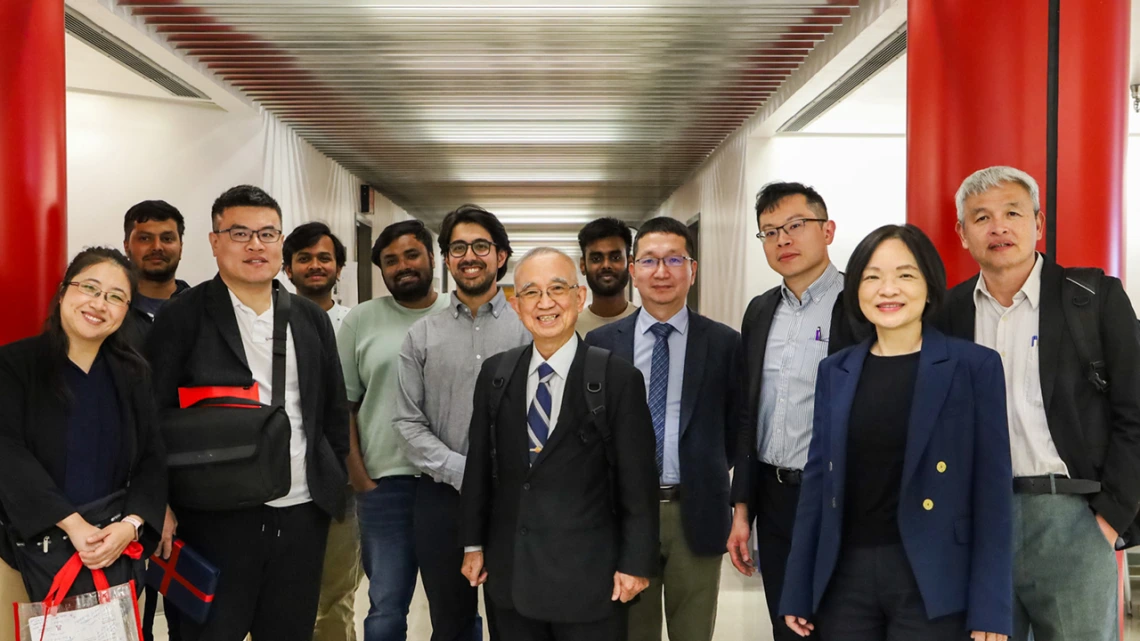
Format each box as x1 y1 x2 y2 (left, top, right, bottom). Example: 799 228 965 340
122 516 143 541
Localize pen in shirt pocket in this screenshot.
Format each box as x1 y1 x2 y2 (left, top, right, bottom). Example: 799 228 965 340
814 326 829 342
1031 335 1038 347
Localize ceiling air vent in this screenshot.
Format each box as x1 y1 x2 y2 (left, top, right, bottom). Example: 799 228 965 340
64 7 208 100
778 25 907 133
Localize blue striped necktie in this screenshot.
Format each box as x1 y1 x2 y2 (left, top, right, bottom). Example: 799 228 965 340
527 362 555 464
648 322 674 476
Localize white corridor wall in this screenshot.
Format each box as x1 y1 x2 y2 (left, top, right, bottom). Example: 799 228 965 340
66 90 363 303
744 134 908 300
649 130 907 330
651 130 751 328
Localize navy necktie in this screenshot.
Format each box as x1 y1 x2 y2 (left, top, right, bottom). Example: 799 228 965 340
648 323 674 477
527 363 555 464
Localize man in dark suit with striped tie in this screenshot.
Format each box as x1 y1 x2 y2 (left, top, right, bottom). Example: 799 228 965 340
460 247 659 641
586 216 744 641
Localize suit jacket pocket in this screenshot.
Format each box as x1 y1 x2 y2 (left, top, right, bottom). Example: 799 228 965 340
954 517 972 544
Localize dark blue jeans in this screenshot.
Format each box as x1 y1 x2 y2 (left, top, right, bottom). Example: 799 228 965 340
357 476 419 641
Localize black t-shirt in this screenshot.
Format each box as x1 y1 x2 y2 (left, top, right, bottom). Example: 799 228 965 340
844 351 920 547
132 293 166 320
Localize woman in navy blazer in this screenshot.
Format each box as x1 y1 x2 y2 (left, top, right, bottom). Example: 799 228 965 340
779 225 1012 641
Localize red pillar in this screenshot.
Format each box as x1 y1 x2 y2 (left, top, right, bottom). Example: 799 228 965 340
907 0 1129 286
0 1 68 344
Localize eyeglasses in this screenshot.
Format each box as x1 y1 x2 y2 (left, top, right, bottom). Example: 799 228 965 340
449 240 496 258
633 255 694 270
214 226 284 244
756 218 827 244
68 281 130 307
516 284 579 303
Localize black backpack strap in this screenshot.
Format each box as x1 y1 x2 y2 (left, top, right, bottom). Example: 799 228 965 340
1062 267 1109 393
271 282 291 408
487 345 530 485
582 346 617 510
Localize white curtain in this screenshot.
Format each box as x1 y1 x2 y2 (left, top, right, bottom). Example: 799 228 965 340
650 128 750 329
260 110 363 305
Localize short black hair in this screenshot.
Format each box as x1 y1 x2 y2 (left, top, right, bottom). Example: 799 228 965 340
210 185 282 229
577 217 633 255
843 224 947 328
437 204 512 280
372 219 435 268
282 221 347 268
754 181 828 222
632 217 695 257
124 200 185 242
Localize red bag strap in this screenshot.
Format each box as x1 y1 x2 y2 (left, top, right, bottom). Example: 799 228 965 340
34 539 144 641
41 541 144 606
41 553 84 607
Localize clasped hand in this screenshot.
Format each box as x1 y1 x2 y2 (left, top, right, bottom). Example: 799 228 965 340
71 521 135 570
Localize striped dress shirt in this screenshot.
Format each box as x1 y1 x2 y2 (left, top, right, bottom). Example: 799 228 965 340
756 264 844 471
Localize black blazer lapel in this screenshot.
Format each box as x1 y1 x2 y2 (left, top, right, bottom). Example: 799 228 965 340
1037 260 1064 412
612 312 637 363
901 329 954 489
679 312 708 439
746 290 781 423
948 276 979 341
288 293 322 438
530 345 587 470
501 348 534 472
204 275 250 370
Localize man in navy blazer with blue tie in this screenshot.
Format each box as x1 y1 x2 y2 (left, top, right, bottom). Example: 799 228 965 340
587 216 745 641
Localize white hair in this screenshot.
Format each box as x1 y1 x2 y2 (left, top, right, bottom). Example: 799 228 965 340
514 247 578 288
954 166 1041 223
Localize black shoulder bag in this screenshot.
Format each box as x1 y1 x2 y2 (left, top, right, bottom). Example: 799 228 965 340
161 289 293 511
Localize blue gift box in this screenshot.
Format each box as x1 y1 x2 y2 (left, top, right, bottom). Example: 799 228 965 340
143 539 220 624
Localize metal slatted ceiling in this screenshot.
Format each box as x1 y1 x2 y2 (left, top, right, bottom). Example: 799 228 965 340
117 1 859 230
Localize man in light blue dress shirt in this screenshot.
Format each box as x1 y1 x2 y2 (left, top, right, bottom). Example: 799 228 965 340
726 182 860 641
588 217 744 641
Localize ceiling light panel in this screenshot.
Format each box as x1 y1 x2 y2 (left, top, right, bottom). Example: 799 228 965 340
116 0 859 229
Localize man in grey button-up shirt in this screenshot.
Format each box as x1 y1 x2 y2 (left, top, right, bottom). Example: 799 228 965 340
394 205 529 641
726 183 860 641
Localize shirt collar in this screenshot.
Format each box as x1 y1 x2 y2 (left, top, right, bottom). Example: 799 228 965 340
228 287 273 320
780 262 841 307
636 305 689 337
451 287 508 319
529 334 579 381
973 253 1043 310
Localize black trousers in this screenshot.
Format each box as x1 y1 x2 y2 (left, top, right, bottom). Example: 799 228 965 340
172 501 330 641
414 476 482 641
752 461 803 641
490 600 627 641
815 544 969 641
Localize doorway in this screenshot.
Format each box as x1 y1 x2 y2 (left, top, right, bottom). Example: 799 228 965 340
686 214 700 313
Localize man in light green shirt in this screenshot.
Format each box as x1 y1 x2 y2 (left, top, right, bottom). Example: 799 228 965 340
335 220 449 641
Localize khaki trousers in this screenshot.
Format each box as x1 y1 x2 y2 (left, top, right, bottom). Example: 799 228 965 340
314 489 363 641
627 501 722 641
0 559 27 641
